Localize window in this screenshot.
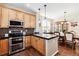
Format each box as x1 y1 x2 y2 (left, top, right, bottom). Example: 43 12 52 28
41 19 51 32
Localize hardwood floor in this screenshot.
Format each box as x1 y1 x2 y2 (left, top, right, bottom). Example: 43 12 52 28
11 47 42 56
57 46 79 56
11 45 79 56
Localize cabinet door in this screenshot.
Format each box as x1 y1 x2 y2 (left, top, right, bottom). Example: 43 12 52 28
1 7 9 28
31 36 37 49
30 15 36 28
24 13 31 28
16 11 24 21
0 39 8 56
8 9 16 20
0 7 2 27
25 36 31 47
37 38 45 55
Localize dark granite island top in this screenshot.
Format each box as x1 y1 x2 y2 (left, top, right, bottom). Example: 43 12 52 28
33 34 59 40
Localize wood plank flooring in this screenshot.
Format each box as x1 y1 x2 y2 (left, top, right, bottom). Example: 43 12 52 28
11 47 42 56
12 46 79 56
57 46 79 56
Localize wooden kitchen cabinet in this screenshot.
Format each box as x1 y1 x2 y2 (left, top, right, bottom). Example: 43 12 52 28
37 38 45 55
0 39 9 56
30 15 36 28
8 9 17 20
31 36 45 55
24 13 31 28
16 11 24 21
0 5 36 28
25 36 31 47
31 36 37 49
0 7 2 26
0 7 9 28
9 9 24 21
24 14 36 28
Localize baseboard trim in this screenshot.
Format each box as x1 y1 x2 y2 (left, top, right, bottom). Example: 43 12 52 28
51 50 59 56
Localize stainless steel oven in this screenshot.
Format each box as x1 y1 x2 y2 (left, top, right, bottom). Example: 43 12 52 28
9 29 25 54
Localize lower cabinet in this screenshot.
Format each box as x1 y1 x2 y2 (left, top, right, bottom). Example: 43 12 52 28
25 36 31 47
0 39 9 56
31 36 37 49
31 36 45 55
37 38 45 55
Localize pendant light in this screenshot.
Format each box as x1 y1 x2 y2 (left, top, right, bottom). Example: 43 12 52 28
44 4 47 33
38 8 40 22
44 5 47 20
64 11 67 21
38 8 41 27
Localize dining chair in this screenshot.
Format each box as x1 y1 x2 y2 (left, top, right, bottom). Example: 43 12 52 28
70 31 76 37
59 32 65 43
54 32 64 45
65 32 76 49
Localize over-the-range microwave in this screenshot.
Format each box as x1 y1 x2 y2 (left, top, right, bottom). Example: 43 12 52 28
9 20 24 27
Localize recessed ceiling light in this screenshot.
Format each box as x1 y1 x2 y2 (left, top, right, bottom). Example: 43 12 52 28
26 4 31 7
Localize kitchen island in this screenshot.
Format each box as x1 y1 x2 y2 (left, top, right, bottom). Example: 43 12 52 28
31 34 59 56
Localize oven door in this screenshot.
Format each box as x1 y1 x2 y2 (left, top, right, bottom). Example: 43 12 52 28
11 37 23 44
9 37 24 54
11 43 23 52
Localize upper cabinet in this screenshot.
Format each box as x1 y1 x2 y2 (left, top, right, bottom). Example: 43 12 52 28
8 9 24 21
16 11 24 21
8 9 16 20
0 7 9 28
24 13 31 28
30 15 36 28
24 14 36 28
0 5 36 28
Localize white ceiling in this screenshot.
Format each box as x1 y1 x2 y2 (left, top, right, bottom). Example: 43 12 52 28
6 3 79 19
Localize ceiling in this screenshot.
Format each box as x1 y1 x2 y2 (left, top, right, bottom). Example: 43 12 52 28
6 3 79 19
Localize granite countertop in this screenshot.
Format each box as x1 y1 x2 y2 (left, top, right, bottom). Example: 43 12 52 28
33 34 59 40
0 33 59 40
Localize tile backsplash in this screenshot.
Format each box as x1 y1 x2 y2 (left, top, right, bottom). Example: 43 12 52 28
0 28 9 35
24 28 35 35
0 28 35 35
